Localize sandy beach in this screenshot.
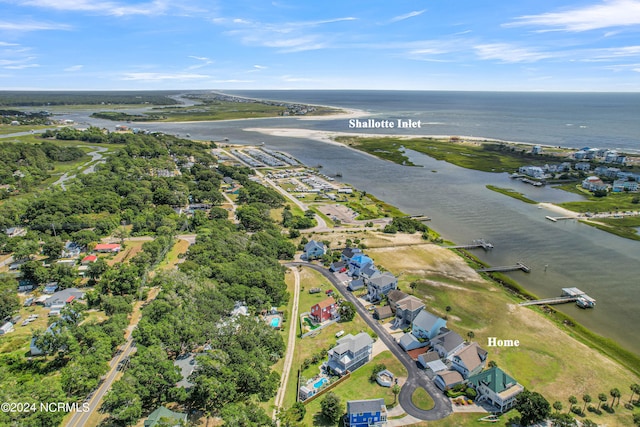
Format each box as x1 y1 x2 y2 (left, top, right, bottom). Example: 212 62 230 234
538 202 581 218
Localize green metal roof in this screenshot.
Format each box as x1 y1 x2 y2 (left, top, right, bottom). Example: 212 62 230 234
468 367 518 394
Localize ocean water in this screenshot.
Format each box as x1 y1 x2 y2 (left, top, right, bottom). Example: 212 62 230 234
59 91 640 354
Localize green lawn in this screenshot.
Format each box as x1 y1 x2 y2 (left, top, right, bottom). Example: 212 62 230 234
411 387 435 411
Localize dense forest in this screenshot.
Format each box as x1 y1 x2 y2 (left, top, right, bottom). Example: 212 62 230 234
0 127 295 426
0 91 181 107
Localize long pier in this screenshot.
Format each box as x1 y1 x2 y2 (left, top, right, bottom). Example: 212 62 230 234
477 262 530 273
447 239 494 251
519 287 596 308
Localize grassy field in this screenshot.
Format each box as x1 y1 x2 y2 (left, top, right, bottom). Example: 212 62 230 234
0 124 50 135
486 185 538 204
411 387 435 411
343 191 406 220
157 239 190 271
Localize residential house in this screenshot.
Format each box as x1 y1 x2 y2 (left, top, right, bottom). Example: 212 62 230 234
467 367 524 412
346 399 387 427
411 310 447 341
94 243 121 253
574 162 590 171
45 288 85 308
329 260 346 272
304 240 326 260
43 282 59 294
348 254 374 277
348 278 365 291
374 306 393 320
394 295 425 327
81 254 98 265
612 179 639 192
434 370 465 391
582 176 608 192
310 296 337 323
360 263 379 281
144 406 187 427
326 332 373 376
518 166 546 179
398 333 428 351
432 329 466 360
366 271 397 302
340 247 362 263
451 342 487 378
386 290 408 313
61 241 82 258
418 352 447 372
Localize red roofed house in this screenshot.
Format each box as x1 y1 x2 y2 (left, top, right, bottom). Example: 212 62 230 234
94 243 121 253
310 296 337 323
81 255 98 265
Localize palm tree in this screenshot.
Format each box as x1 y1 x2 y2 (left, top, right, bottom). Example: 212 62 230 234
568 395 578 413
582 394 592 413
610 388 621 407
597 393 607 410
630 383 640 404
553 401 563 413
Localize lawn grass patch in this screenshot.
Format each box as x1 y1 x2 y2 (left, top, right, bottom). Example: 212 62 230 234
411 387 435 411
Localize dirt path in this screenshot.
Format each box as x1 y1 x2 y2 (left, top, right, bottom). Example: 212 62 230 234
273 267 301 423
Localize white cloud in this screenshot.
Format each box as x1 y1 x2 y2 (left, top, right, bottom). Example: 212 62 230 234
19 0 177 16
505 0 640 32
474 43 552 63
214 16 356 52
4 63 39 69
121 72 211 81
253 65 267 70
0 20 70 31
390 10 426 23
186 56 213 70
0 42 19 46
64 65 83 71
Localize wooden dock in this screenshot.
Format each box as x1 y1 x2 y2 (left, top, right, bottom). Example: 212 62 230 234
477 262 530 273
519 287 596 308
545 215 575 222
447 239 494 251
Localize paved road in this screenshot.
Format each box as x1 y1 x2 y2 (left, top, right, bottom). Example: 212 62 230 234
66 336 136 427
272 266 302 423
286 262 452 421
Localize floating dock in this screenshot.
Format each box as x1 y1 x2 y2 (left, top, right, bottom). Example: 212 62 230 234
519 287 596 308
477 262 530 273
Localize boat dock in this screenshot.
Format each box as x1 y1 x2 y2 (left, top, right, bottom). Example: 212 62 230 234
477 262 530 273
545 216 575 222
519 287 596 308
447 239 494 251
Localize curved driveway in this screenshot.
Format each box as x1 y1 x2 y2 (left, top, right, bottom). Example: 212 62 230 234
285 262 452 421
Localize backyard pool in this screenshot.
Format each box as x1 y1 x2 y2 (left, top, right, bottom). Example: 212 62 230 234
313 377 328 389
270 317 280 328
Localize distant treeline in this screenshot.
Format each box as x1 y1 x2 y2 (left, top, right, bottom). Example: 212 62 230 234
0 91 182 106
90 111 166 121
0 109 51 125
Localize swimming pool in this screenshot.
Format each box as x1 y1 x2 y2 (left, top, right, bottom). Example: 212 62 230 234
313 377 328 389
270 317 280 327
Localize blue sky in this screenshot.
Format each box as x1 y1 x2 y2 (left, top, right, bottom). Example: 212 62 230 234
1 0 640 91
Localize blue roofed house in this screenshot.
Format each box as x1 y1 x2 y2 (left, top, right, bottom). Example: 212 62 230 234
467 367 524 412
411 310 447 340
346 398 387 427
304 240 326 260
366 271 397 302
348 254 374 277
326 332 373 376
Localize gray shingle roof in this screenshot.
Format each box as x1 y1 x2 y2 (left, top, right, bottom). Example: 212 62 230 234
412 309 444 331
332 332 373 355
347 398 385 415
